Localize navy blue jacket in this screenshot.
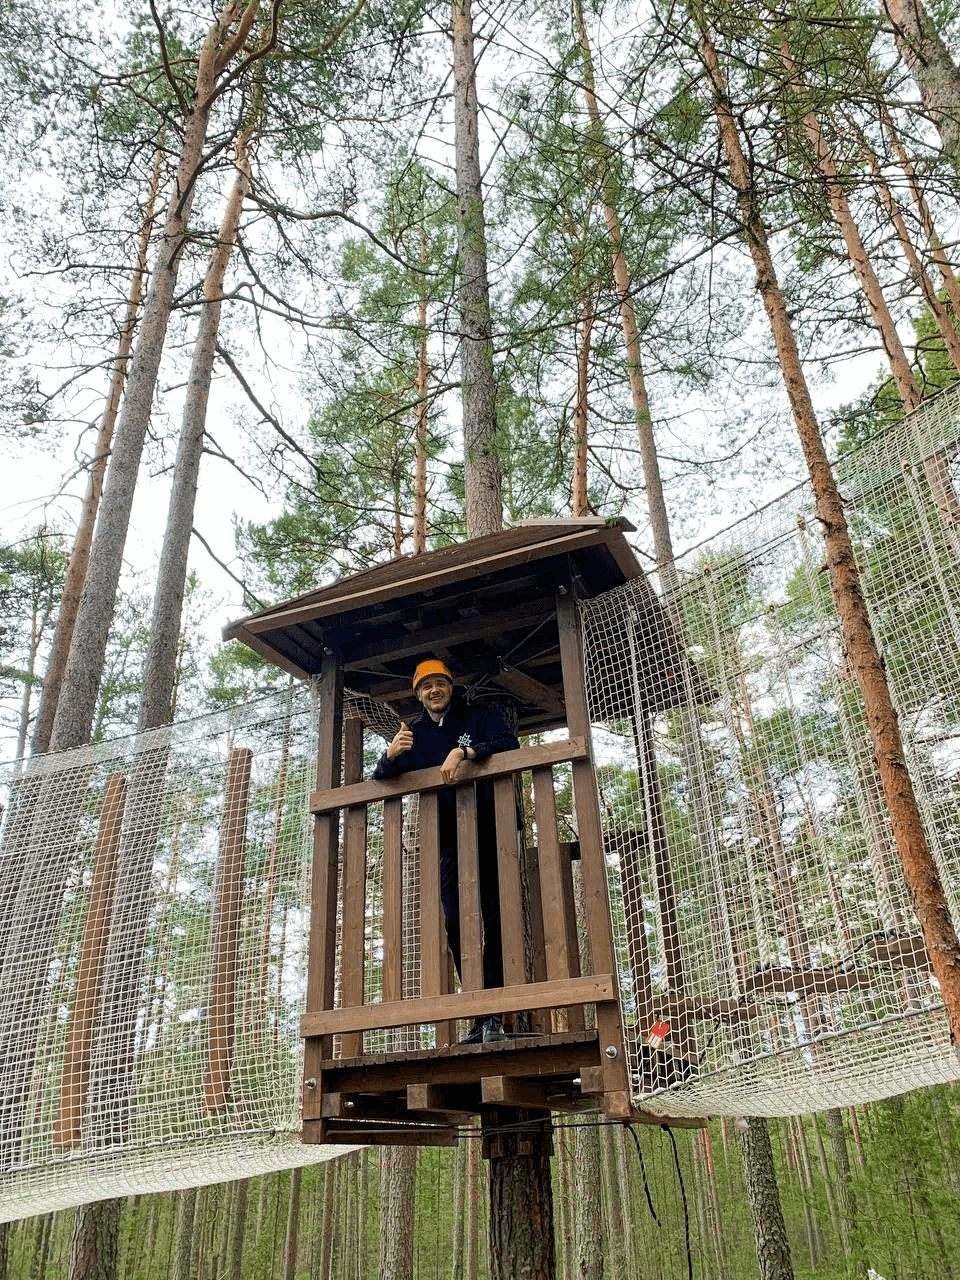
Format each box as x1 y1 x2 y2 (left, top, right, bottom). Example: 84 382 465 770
373 691 518 849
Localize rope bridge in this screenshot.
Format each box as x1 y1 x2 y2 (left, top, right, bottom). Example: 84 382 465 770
582 384 960 1118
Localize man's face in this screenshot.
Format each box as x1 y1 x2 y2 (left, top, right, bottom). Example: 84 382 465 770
416 674 453 717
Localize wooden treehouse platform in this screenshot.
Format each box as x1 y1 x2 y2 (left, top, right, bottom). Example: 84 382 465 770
224 520 708 1149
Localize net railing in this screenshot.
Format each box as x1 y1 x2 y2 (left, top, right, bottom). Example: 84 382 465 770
582 384 960 1118
0 686 357 1223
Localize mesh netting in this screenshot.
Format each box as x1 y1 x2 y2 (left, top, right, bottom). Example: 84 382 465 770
582 384 960 1118
0 687 357 1223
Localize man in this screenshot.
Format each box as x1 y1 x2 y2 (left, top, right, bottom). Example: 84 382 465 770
373 659 519 1043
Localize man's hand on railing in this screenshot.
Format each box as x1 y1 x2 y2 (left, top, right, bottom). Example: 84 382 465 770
386 722 414 761
440 746 469 784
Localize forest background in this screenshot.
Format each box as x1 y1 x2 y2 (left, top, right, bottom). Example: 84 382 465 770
1 0 960 1276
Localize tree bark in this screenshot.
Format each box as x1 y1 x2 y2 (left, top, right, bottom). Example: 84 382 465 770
283 1167 302 1280
378 1145 416 1279
737 1117 795 1280
452 0 502 535
67 1200 120 1280
414 228 429 555
32 144 164 756
571 298 593 517
881 104 960 319
574 1125 603 1280
50 0 259 755
486 1109 556 1280
700 19 960 1062
783 57 920 413
846 115 960 372
572 0 674 578
883 0 960 166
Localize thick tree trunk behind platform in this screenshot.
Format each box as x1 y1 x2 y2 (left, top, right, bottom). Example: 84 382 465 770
452 0 502 536
451 0 553 1252
486 1110 556 1280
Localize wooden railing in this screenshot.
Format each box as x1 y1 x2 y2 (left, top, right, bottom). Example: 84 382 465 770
302 738 615 1057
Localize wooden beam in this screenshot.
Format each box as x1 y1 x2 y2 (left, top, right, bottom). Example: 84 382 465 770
303 650 343 1104
493 668 565 718
304 1119 458 1147
301 974 617 1036
205 748 252 1113
220 623 311 679
53 773 127 1150
310 738 587 813
481 1076 584 1111
406 1083 478 1117
317 1031 601 1092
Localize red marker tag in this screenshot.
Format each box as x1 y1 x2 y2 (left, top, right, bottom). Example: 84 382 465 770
646 1020 670 1048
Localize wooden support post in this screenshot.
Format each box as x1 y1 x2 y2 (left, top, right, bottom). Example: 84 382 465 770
532 766 584 1032
304 649 343 1107
53 773 126 1150
557 587 631 1115
205 746 253 1113
339 804 367 1059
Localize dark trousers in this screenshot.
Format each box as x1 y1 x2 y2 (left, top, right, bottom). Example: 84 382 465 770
439 843 503 990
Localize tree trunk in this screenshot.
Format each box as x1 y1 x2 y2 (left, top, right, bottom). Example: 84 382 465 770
31 144 164 756
67 1200 121 1280
571 299 593 517
574 1125 603 1280
51 0 259 755
883 0 960 166
881 104 960 319
486 1109 556 1280
414 228 429 555
378 1145 416 1279
700 19 960 1062
737 1117 795 1280
283 1167 302 1280
846 115 960 372
452 0 502 535
572 0 673 576
172 1189 198 1280
227 1179 250 1280
783 57 919 413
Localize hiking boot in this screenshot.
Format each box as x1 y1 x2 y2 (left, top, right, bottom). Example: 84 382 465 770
459 1018 487 1044
482 1015 506 1043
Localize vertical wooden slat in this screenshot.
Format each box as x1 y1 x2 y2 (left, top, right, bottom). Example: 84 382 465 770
557 588 630 1111
533 766 584 1032
53 773 126 1149
524 835 551 1034
493 776 524 986
418 791 444 999
305 650 343 1089
339 803 368 1059
532 767 572 980
457 785 483 991
382 797 403 1004
205 746 253 1113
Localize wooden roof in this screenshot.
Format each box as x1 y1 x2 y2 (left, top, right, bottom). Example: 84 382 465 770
223 519 701 732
